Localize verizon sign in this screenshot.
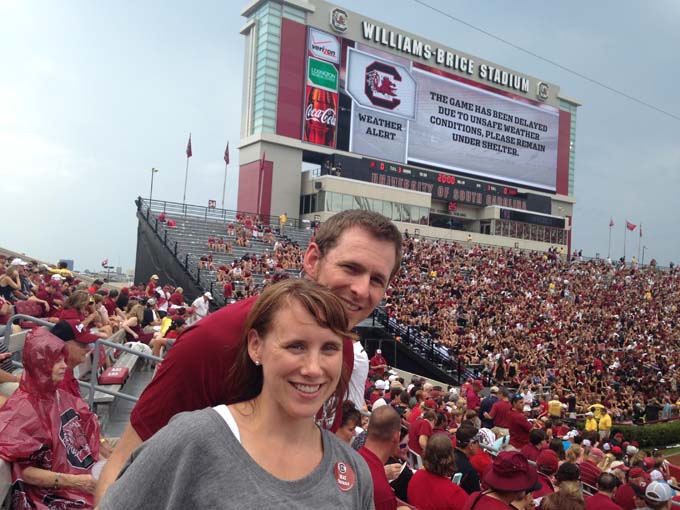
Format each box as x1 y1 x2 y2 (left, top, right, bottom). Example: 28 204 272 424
346 48 417 120
308 28 340 64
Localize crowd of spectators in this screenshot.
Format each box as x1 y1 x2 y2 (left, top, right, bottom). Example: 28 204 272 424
343 363 680 509
383 238 680 425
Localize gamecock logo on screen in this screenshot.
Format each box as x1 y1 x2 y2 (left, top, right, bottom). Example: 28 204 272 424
364 61 402 110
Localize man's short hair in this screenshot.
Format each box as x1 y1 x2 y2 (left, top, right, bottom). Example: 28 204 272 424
456 423 479 448
367 405 401 442
530 429 547 446
597 472 620 493
313 210 402 279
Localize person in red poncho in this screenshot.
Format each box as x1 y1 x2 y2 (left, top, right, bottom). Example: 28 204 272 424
0 328 101 509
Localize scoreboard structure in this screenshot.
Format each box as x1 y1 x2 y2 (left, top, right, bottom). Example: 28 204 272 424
237 0 579 252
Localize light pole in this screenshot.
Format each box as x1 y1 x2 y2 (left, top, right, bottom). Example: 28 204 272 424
149 167 159 205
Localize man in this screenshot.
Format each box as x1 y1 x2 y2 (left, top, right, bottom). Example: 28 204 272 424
407 410 435 457
580 447 604 487
454 423 482 495
585 472 623 510
191 292 213 321
507 394 533 450
599 408 613 441
358 405 410 510
585 411 598 432
463 451 540 510
478 385 499 429
145 274 160 298
50 319 99 398
279 211 287 235
88 279 104 294
615 467 651 510
548 394 564 419
487 388 512 437
520 429 547 462
370 348 388 376
96 209 402 502
466 380 483 411
639 481 674 510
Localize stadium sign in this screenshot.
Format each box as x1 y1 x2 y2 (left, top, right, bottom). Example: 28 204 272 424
360 20 529 94
308 28 340 64
308 57 338 91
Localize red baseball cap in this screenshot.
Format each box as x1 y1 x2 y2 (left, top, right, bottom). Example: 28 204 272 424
50 320 98 345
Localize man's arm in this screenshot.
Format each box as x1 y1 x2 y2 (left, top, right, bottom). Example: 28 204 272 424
94 423 142 504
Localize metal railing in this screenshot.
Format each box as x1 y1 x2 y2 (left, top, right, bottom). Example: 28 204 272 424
3 314 161 410
87 337 161 408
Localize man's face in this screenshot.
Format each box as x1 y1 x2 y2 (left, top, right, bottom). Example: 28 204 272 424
304 227 396 328
513 398 525 411
65 341 91 368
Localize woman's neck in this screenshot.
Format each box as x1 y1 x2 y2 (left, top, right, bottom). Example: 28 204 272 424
231 396 319 444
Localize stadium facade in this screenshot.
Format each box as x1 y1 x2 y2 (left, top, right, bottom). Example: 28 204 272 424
237 0 579 252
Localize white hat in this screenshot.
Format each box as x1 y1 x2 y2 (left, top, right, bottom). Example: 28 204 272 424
375 380 387 390
151 274 160 280
646 481 673 503
10 258 27 266
376 349 382 354
50 274 65 281
563 430 579 440
204 292 213 300
650 470 664 481
626 445 638 456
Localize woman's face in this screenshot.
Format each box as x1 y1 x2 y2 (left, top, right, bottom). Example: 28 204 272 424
336 419 358 444
249 298 343 421
51 357 68 383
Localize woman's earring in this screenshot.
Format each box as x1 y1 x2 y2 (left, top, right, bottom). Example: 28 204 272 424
253 360 260 366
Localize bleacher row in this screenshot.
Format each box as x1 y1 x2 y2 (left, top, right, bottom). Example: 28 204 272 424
141 198 312 305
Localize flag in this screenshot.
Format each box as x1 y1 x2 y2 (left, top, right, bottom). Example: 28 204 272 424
626 220 636 231
186 134 192 158
260 151 266 171
609 217 614 228
101 258 108 267
224 142 229 165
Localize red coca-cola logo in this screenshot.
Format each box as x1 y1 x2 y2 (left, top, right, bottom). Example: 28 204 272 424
305 103 337 127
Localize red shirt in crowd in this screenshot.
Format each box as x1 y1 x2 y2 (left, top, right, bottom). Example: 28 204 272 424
463 492 516 509
489 400 512 428
519 442 542 462
579 459 602 488
407 418 433 456
407 469 467 510
358 447 396 510
507 410 532 449
169 292 184 306
585 492 623 510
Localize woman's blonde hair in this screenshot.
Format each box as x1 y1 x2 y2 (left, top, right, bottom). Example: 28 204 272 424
565 444 583 464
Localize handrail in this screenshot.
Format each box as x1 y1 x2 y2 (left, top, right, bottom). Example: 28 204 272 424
3 314 53 345
88 337 162 409
1 314 162 410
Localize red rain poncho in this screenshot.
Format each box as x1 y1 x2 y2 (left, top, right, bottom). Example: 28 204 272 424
0 328 100 509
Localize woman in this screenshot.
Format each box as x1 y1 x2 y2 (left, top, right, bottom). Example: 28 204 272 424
99 279 373 509
408 434 467 509
335 400 362 444
0 328 101 509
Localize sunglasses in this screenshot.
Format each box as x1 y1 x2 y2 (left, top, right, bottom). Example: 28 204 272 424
88 301 95 305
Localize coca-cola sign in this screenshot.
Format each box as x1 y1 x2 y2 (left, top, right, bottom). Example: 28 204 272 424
305 102 337 127
303 85 338 148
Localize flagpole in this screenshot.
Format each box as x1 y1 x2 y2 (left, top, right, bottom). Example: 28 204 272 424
221 162 228 210
623 222 627 262
608 224 612 259
183 156 189 206
637 224 641 263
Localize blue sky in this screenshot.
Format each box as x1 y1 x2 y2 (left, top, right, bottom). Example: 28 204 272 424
2 0 679 271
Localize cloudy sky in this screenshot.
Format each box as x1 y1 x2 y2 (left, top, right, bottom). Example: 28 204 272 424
2 0 678 271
